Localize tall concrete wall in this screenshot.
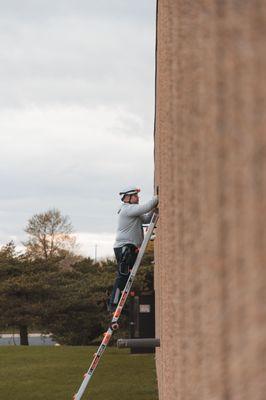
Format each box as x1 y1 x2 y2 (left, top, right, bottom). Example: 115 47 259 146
154 2 266 400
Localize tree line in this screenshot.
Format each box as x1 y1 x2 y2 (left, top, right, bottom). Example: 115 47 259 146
0 209 154 345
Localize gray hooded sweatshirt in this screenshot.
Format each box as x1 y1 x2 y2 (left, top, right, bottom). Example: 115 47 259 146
114 195 158 248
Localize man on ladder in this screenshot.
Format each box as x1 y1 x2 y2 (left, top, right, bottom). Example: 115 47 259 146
73 187 158 399
108 186 159 312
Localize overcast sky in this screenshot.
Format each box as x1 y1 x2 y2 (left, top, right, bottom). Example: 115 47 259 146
0 0 156 259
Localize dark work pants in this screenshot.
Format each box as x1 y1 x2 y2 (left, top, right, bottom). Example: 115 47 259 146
108 244 138 312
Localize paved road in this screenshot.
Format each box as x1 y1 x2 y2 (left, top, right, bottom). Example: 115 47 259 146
0 333 58 346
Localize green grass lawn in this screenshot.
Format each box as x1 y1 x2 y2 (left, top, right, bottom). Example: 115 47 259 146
0 346 158 400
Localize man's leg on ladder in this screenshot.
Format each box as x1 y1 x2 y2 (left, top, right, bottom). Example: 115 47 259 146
108 245 138 313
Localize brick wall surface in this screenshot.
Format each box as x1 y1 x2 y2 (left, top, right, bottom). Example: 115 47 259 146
154 2 266 400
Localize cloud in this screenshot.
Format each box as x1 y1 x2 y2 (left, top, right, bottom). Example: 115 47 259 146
0 1 155 23
76 231 116 260
0 105 154 254
0 1 156 256
0 1 156 132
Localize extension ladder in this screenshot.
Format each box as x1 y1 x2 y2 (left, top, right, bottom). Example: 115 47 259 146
73 211 159 399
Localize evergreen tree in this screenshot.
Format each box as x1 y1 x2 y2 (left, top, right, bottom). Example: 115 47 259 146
0 243 57 344
0 238 155 345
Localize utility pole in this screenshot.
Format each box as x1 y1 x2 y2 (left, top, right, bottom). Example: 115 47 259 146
94 244 98 263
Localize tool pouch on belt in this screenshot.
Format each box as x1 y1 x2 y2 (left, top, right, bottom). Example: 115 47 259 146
119 244 138 276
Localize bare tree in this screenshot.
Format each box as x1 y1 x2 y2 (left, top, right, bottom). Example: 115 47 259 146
24 209 76 260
